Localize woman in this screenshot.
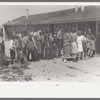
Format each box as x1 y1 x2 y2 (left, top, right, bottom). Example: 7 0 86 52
62 29 70 63
70 30 78 61
77 31 83 60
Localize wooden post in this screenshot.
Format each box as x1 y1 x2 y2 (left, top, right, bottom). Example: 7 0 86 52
96 21 98 53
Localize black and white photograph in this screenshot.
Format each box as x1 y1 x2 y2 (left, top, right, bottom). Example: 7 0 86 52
0 3 100 82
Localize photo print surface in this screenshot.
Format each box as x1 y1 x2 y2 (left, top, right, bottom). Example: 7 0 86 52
0 3 100 82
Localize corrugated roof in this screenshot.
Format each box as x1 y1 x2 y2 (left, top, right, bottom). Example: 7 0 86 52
4 6 100 26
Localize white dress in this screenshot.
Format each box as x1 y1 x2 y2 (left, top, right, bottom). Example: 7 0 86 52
77 36 83 52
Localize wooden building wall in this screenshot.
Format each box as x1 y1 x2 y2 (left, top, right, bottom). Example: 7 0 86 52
4 21 97 36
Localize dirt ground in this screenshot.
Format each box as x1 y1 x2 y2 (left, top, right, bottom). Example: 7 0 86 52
1 41 100 82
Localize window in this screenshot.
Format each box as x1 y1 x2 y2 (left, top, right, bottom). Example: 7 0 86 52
78 23 85 31
69 23 77 31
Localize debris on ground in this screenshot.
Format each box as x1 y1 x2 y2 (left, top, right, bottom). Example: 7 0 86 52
0 61 32 82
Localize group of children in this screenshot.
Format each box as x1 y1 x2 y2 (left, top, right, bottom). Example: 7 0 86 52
9 28 96 65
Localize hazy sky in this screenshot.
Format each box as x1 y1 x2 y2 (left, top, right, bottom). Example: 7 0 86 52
0 5 74 25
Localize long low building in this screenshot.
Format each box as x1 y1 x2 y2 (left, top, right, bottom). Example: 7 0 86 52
3 6 100 53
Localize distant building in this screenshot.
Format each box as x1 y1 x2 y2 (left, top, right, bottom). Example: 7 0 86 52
3 6 100 53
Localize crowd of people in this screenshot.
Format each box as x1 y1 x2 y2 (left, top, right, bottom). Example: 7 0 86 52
61 29 96 62
9 28 96 65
